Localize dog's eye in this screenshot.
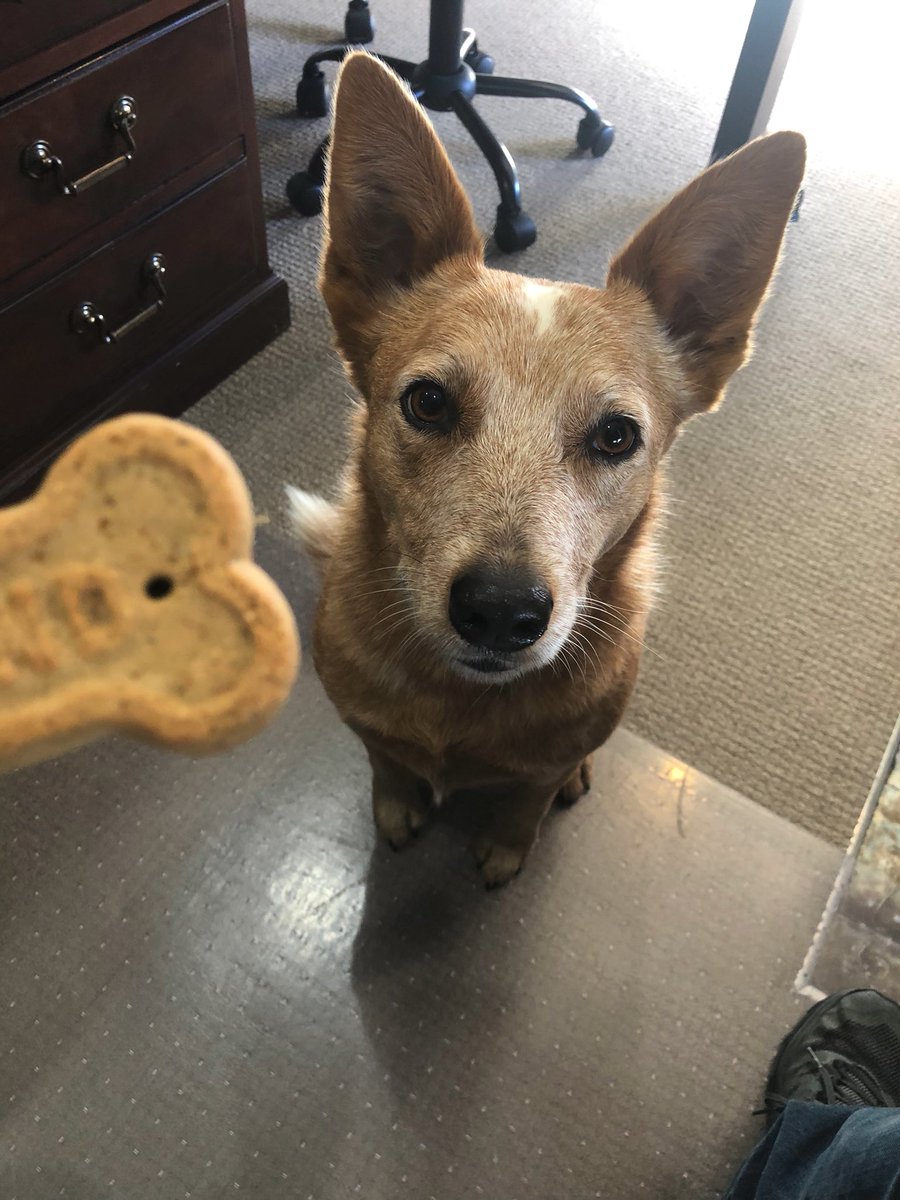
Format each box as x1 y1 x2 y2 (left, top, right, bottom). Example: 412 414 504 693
402 382 451 430
589 416 640 461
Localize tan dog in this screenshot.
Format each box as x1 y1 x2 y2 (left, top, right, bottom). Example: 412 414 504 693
289 53 805 886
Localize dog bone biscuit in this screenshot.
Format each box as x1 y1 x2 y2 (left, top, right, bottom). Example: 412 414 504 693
0 414 299 770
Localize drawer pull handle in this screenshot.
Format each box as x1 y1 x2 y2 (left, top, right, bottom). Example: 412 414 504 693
22 96 138 197
71 253 167 345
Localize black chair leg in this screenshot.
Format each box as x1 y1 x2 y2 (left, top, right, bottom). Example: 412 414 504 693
372 55 417 80
297 48 416 116
296 48 351 117
474 74 615 157
286 138 329 216
449 93 536 253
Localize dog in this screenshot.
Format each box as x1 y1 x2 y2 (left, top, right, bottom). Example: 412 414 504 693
288 52 805 887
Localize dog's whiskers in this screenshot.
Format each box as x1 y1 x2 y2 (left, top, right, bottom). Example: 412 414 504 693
566 632 592 684
370 603 416 637
370 603 413 629
355 584 411 601
575 608 619 643
552 639 579 686
577 610 665 662
581 595 643 618
569 627 604 680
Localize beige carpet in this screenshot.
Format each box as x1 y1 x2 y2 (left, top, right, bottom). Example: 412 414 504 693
190 0 900 846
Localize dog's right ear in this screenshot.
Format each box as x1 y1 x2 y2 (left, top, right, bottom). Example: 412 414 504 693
320 52 483 389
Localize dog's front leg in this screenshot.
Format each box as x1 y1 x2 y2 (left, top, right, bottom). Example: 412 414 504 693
366 745 432 851
555 754 594 808
472 780 565 889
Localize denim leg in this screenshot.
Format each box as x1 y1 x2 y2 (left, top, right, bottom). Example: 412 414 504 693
724 1100 900 1200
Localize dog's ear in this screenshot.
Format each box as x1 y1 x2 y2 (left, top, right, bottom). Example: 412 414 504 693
320 52 482 387
607 132 806 413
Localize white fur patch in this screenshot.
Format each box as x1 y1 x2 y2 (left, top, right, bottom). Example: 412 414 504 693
285 485 335 558
521 281 562 336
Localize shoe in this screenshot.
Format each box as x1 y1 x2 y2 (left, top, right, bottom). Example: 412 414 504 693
761 988 900 1127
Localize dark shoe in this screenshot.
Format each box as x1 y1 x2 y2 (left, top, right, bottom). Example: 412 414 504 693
762 988 900 1127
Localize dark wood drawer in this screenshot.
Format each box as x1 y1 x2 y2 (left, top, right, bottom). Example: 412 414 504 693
0 0 149 71
0 1 242 284
0 160 260 478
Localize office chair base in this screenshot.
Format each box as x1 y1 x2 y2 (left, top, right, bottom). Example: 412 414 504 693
288 10 613 253
412 60 476 110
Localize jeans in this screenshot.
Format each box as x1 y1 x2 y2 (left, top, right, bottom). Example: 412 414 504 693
724 1101 900 1199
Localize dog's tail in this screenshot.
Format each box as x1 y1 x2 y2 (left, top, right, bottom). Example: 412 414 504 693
285 485 338 573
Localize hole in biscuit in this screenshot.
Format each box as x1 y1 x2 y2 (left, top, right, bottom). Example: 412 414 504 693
145 574 174 600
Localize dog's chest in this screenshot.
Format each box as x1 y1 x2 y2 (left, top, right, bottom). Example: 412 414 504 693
353 718 540 793
347 682 593 793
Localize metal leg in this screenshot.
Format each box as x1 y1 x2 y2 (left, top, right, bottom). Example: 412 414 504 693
449 93 536 253
449 92 521 216
301 47 351 77
474 73 614 157
297 49 349 117
711 0 804 161
427 0 465 74
378 56 417 81
474 73 600 121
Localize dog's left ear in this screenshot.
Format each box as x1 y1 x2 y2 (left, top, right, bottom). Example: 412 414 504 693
607 132 806 413
320 52 483 390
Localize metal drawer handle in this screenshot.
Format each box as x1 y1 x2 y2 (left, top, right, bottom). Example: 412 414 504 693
22 96 138 197
71 253 167 345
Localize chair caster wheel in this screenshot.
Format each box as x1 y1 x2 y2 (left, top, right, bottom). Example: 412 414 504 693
576 115 614 157
493 208 537 253
345 0 374 44
589 122 614 157
297 69 329 118
286 170 324 215
464 43 495 74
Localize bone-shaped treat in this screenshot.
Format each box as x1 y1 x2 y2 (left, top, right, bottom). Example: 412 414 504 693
0 415 299 770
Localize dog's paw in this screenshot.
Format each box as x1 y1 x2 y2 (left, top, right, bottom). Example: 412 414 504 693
555 755 593 809
473 838 528 889
373 792 428 851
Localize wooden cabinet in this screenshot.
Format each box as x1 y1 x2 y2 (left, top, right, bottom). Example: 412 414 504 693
0 2 150 70
0 0 289 502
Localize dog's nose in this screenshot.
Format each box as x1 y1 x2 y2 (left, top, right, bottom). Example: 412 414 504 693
448 570 553 652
